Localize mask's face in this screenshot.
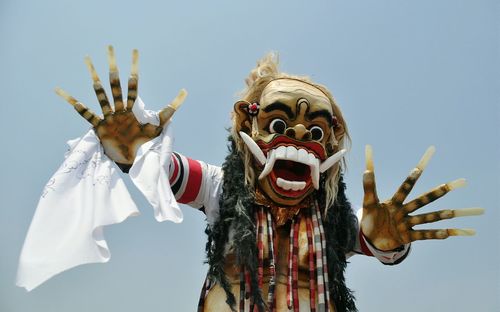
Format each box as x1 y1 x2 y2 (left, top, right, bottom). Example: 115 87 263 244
248 79 339 206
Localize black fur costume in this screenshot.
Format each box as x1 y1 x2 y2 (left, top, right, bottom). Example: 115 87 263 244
205 136 359 312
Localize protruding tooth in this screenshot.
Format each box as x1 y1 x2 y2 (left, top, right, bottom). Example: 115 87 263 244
308 153 320 189
298 149 309 164
259 149 276 180
276 145 286 160
286 146 298 161
239 131 266 165
319 149 347 173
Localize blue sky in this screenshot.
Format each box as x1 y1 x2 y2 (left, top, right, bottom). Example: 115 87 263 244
1 0 498 311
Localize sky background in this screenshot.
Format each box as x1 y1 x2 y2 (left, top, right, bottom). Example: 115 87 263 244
1 0 498 311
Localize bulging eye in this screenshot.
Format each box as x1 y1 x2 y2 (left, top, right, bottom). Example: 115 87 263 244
269 118 287 134
310 126 324 141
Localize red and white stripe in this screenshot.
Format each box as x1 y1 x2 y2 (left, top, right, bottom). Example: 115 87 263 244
169 152 203 205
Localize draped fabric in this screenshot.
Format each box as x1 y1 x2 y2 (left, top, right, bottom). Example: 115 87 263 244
16 130 139 291
17 97 182 291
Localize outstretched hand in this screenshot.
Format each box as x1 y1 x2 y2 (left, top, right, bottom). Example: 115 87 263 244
360 145 484 251
55 45 187 165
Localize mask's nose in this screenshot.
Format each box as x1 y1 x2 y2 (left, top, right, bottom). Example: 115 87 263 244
285 124 311 141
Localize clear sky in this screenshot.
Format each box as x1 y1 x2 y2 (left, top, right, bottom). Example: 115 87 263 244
1 0 498 311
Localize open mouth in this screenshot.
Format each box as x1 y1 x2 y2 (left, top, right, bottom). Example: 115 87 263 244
260 145 320 195
269 160 312 196
274 160 311 182
238 131 346 196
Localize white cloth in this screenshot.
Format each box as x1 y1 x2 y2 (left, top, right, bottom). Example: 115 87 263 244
129 97 182 223
132 97 160 126
16 130 139 291
17 97 182 291
193 162 223 225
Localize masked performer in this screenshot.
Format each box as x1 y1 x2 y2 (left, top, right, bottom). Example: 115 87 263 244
17 47 483 312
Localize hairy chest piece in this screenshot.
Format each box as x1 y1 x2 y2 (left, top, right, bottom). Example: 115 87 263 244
254 188 313 226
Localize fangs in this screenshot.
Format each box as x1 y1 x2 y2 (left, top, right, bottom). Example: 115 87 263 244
319 149 347 173
258 145 321 189
239 132 346 190
239 131 266 165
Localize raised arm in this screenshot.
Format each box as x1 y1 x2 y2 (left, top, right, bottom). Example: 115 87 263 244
168 152 223 223
56 46 226 224
360 145 483 252
55 45 186 166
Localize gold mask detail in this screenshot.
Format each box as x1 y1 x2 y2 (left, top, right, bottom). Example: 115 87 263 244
236 79 346 210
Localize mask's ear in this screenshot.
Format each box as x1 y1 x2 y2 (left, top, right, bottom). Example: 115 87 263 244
233 100 252 133
333 120 345 140
324 116 347 156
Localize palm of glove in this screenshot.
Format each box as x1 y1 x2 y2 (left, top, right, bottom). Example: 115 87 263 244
361 201 407 251
56 46 185 165
96 112 161 165
360 145 482 251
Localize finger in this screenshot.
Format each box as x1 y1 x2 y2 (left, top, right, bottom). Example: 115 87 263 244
107 45 125 111
74 103 101 127
407 207 485 226
403 178 466 214
363 145 379 206
410 228 476 241
159 89 188 126
55 87 78 105
55 87 101 127
126 49 139 111
392 146 435 204
84 56 113 117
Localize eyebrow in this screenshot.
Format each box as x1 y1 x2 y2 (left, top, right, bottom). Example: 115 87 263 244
262 102 294 119
307 110 333 127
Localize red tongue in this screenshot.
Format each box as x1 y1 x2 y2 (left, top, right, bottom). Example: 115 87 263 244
273 160 310 181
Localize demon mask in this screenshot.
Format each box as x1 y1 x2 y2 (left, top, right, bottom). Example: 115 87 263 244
234 77 347 223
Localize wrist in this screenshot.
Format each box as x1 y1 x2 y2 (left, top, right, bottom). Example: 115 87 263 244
116 162 132 173
359 230 411 264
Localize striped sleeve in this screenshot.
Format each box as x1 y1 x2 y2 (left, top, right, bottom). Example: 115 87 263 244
168 152 223 224
170 152 203 204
